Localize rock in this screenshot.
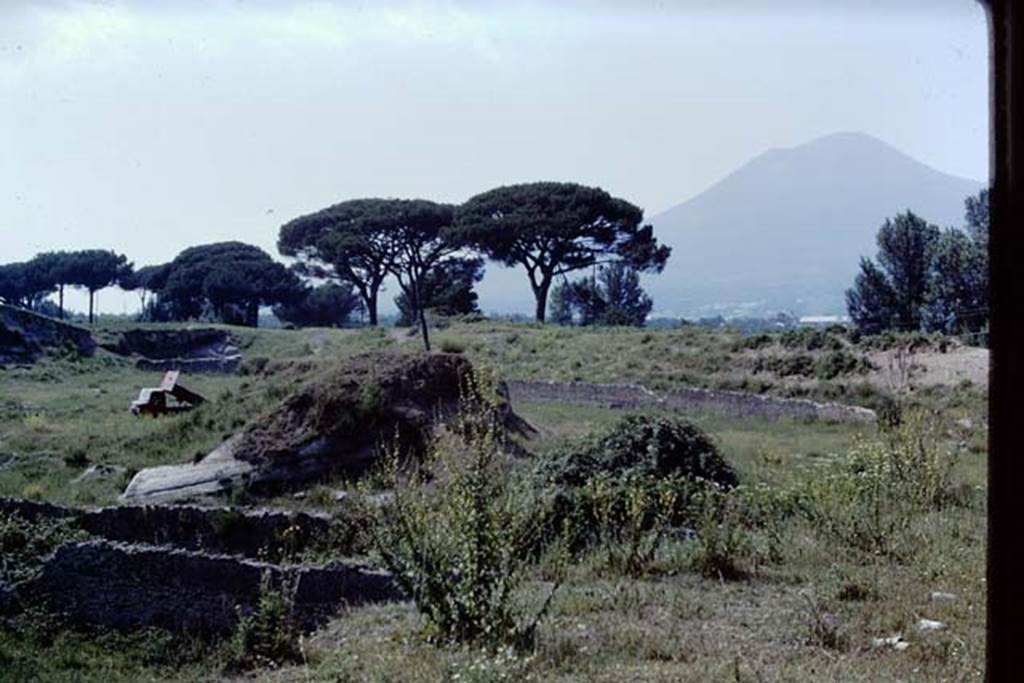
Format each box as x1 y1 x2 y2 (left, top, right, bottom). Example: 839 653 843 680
135 355 241 374
916 618 946 632
930 591 956 602
121 435 255 504
872 634 910 651
73 464 127 484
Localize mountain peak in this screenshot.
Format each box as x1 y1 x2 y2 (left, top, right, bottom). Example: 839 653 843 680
647 132 985 318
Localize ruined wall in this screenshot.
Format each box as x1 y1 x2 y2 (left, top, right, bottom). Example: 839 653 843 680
8 540 396 635
98 327 242 374
0 303 96 365
505 379 877 424
0 498 397 635
0 498 334 559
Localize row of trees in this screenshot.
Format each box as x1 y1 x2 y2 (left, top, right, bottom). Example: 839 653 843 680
0 250 130 323
846 189 989 336
277 182 671 339
4 182 670 335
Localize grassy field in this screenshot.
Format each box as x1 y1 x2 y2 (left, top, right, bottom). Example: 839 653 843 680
0 320 988 681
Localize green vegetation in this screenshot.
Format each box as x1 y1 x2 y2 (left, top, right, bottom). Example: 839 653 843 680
847 189 989 337
0 321 987 681
366 395 558 652
550 262 654 327
226 572 303 672
453 182 670 322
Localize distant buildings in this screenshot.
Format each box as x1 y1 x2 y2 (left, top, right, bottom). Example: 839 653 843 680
798 315 850 327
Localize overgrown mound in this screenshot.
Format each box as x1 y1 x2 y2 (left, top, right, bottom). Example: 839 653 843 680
0 304 95 366
235 352 515 470
100 328 236 360
536 414 738 489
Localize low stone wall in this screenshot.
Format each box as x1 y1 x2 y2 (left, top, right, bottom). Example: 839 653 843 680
0 498 334 559
0 303 96 365
136 355 241 373
6 540 397 635
506 379 877 424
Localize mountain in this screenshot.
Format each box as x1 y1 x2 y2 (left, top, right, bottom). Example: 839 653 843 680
643 132 985 318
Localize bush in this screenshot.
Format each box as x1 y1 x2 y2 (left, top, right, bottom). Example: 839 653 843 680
801 412 956 560
366 383 558 652
226 572 302 671
687 483 749 580
582 474 683 577
535 414 738 489
439 337 467 354
813 350 873 380
1 512 87 583
753 354 816 377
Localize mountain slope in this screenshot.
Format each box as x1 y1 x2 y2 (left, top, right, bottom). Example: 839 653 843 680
644 132 985 318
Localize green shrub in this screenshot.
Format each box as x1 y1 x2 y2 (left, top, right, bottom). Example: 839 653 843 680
1 512 87 583
801 413 956 560
535 415 737 489
687 483 749 580
366 388 558 652
583 474 683 577
439 337 467 354
813 350 873 380
226 572 302 672
753 354 816 377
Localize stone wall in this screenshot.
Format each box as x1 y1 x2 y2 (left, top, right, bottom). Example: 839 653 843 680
7 540 397 635
0 498 397 635
506 379 877 424
0 498 335 559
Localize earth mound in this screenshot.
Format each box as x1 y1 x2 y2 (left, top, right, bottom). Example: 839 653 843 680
99 327 241 373
0 303 96 366
123 352 530 503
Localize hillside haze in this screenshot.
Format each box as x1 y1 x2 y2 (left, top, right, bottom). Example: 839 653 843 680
642 132 985 319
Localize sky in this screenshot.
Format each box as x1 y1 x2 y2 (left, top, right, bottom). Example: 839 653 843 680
0 0 990 317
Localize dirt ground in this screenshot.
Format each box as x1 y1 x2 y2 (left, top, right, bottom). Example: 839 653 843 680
867 345 989 391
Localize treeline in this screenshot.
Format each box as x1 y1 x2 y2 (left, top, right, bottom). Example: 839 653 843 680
0 250 130 323
0 182 670 340
277 182 670 339
846 189 989 339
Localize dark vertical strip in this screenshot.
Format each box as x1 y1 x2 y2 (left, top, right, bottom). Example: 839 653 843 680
987 1 1023 679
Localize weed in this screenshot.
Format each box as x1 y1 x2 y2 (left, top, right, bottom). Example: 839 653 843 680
801 593 849 651
688 483 749 581
585 474 681 577
226 571 303 672
802 412 956 560
366 385 559 652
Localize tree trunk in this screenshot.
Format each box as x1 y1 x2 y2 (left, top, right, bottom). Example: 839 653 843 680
412 277 430 351
366 287 379 326
88 290 95 325
58 284 64 320
533 277 552 323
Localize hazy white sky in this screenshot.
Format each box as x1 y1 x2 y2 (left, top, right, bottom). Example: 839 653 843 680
0 1 989 316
